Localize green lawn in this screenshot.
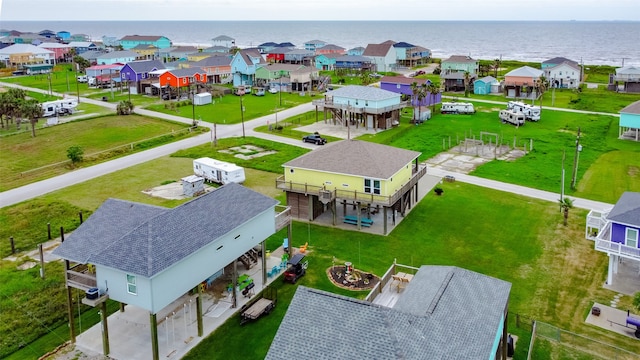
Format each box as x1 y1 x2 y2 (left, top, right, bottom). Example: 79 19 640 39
143 91 316 125
0 114 196 191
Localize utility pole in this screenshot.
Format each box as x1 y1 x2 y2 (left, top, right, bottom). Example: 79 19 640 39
240 93 245 138
561 149 565 210
570 127 581 189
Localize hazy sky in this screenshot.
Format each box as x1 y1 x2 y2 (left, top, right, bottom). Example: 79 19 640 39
1 0 639 21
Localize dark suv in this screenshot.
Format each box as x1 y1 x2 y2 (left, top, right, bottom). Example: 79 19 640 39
284 254 308 284
302 133 327 145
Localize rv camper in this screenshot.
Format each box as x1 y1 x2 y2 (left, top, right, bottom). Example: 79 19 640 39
507 101 541 121
41 99 79 117
440 102 475 114
193 157 246 185
499 110 525 126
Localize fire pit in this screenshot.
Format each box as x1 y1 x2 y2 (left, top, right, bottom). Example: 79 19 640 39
591 306 601 316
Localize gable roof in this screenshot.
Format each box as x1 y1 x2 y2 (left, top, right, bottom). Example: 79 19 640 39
166 67 205 78
543 57 577 66
476 76 498 84
120 35 166 42
607 192 640 226
284 140 419 179
211 35 234 41
193 55 232 67
0 43 54 55
317 44 345 51
267 266 511 359
53 183 278 277
620 100 640 115
236 49 266 66
68 41 96 48
328 85 400 102
393 41 415 48
505 65 543 77
443 55 477 63
125 59 165 73
616 65 640 76
363 43 393 57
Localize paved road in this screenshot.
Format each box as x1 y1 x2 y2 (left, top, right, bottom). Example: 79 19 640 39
0 81 614 211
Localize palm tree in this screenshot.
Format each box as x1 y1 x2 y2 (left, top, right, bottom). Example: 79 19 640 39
4 88 27 129
493 58 501 78
427 82 441 114
558 197 574 226
21 99 44 137
535 76 548 108
463 71 471 98
410 81 419 123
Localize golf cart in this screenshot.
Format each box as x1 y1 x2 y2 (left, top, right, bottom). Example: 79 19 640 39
284 253 308 284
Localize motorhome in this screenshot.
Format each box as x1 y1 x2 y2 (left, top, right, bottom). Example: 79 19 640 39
440 102 475 114
193 157 246 185
507 101 541 121
41 99 79 117
499 110 525 126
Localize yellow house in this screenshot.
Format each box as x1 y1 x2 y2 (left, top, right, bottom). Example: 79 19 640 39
187 52 210 62
132 44 158 60
277 140 426 235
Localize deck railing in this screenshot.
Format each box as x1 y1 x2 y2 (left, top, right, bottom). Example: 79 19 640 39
595 237 640 261
274 205 292 231
66 263 97 291
311 98 409 115
275 164 426 207
364 262 420 303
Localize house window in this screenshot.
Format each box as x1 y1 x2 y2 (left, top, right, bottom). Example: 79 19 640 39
396 84 401 89
626 228 638 248
364 178 380 195
126 274 137 295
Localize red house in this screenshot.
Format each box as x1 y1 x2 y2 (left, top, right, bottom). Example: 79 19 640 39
159 67 207 88
266 48 289 63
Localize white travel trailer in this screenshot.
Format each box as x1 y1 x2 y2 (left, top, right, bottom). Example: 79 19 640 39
499 110 525 126
193 157 246 185
41 99 79 117
440 102 475 114
507 101 541 121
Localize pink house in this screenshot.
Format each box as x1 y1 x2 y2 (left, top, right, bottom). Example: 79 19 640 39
503 66 544 99
38 42 71 62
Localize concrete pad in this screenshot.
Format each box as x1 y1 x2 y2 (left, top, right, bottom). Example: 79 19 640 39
585 302 639 339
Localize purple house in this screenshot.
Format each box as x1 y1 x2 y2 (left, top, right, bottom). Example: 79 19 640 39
380 75 441 107
120 60 166 94
590 192 640 287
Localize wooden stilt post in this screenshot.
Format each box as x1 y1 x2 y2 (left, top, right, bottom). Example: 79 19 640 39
196 285 203 337
39 244 45 279
150 313 159 360
232 261 237 308
100 301 110 356
79 211 83 224
47 223 52 240
287 223 293 259
261 240 267 287
9 236 15 254
66 286 76 343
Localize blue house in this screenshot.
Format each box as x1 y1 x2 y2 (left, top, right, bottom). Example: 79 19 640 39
618 100 640 141
38 29 56 39
335 55 373 71
591 192 640 288
230 49 266 87
314 53 338 71
474 76 500 95
267 265 511 360
68 41 98 54
304 39 326 52
347 47 365 56
56 30 70 41
119 35 172 50
95 50 137 65
52 183 284 360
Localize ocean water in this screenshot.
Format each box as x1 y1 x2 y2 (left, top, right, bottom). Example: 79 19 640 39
2 20 639 66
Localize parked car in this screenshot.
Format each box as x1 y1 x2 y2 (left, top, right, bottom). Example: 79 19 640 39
253 87 265 96
268 87 278 94
284 254 308 284
77 75 88 83
302 133 327 145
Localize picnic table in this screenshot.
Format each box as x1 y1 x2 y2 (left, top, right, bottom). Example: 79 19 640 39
390 272 414 293
344 215 373 227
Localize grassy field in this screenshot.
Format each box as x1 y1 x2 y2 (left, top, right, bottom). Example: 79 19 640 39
2 137 639 359
0 114 198 192
143 90 315 125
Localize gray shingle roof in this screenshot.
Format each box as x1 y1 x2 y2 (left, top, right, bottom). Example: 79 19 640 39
267 266 511 359
607 191 640 226
283 140 420 179
620 100 640 115
126 59 165 74
327 85 400 102
53 183 277 277
443 55 477 63
96 50 137 59
193 55 232 67
167 67 205 78
363 42 393 57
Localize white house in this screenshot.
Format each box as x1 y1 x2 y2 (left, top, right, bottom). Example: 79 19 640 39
362 42 396 72
0 43 55 66
211 35 235 48
544 61 581 89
